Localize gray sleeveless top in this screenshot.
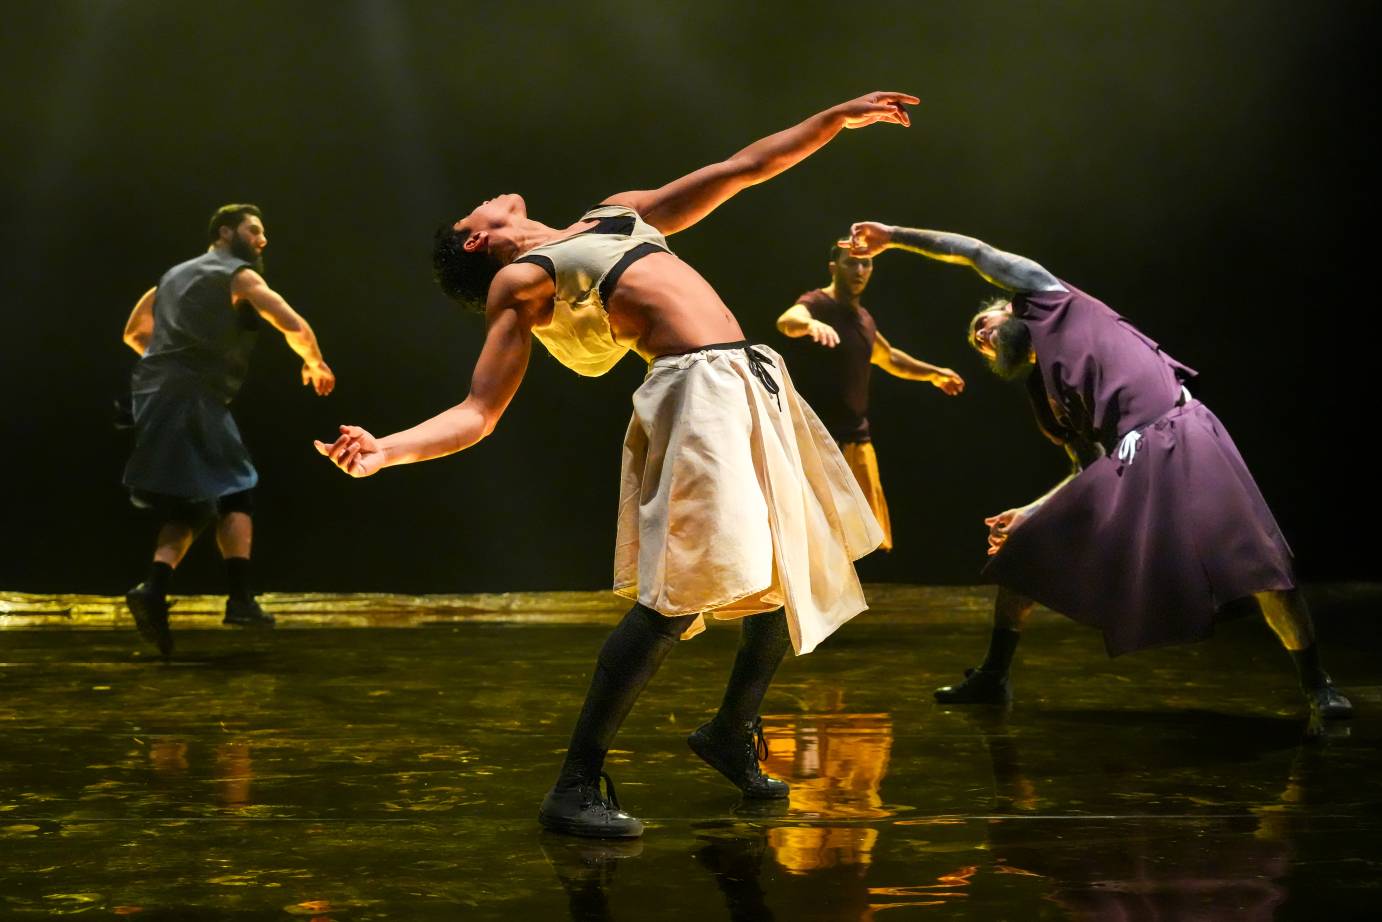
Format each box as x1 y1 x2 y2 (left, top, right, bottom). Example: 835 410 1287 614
133 249 258 401
515 205 671 377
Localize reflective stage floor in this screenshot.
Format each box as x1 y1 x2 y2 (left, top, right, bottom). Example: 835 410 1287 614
1 586 1379 920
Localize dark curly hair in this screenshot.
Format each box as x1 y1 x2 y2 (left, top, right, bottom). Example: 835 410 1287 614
433 225 500 314
208 203 262 243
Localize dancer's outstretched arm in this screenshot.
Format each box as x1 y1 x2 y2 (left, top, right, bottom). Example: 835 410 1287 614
870 330 964 393
233 269 336 396
777 301 841 347
845 222 1065 294
606 91 917 236
987 437 1104 555
314 263 548 478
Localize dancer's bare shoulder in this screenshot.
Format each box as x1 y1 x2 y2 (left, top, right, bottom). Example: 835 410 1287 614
489 260 555 326
598 192 646 214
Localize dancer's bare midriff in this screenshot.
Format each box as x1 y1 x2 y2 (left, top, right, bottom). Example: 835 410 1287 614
601 251 745 360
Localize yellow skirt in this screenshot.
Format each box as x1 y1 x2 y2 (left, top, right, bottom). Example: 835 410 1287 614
613 345 883 654
838 440 893 552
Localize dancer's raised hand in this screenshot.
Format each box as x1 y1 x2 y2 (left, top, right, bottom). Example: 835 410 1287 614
315 425 385 478
833 91 918 129
841 222 894 258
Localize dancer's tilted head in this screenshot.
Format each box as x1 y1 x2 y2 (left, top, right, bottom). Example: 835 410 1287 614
827 240 873 298
433 194 529 313
967 298 1032 379
208 203 266 273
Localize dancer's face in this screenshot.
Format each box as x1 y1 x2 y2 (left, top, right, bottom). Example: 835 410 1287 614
970 306 1011 360
222 215 267 273
452 193 527 261
830 252 873 296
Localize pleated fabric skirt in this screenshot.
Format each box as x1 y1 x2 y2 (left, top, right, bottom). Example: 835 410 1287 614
614 345 884 654
983 400 1296 656
123 375 258 502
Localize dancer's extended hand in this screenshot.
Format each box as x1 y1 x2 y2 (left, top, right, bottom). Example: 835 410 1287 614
834 91 919 129
302 360 336 396
984 507 1032 556
315 425 385 478
807 319 840 348
840 222 894 259
931 368 965 396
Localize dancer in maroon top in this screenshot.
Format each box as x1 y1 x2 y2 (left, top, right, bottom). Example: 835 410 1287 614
777 241 963 550
845 219 1350 723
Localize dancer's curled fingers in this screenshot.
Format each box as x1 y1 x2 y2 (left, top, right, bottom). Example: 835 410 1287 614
933 369 964 395
314 425 385 477
843 222 894 258
836 91 919 129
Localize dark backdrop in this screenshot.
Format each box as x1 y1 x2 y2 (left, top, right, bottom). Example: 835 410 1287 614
1 1 1371 594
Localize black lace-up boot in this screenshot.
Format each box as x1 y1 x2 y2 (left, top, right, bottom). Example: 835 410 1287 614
541 604 697 838
126 582 173 656
539 771 645 838
933 666 1013 704
688 716 790 799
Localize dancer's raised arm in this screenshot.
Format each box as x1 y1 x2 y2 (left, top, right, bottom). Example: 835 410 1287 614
845 221 1064 294
606 92 917 236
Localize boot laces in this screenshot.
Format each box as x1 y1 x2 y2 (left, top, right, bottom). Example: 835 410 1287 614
580 771 622 811
750 717 770 763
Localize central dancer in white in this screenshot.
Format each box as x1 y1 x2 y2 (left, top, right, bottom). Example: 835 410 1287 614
315 92 913 837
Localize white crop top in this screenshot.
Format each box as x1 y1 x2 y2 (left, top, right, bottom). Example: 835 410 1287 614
515 205 671 377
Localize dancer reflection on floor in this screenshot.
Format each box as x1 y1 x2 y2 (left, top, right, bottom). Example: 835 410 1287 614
316 93 915 836
844 220 1350 722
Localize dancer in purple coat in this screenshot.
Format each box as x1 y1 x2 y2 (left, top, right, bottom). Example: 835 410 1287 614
844 220 1350 722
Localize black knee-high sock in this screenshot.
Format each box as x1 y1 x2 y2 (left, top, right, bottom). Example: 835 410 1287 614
713 609 791 730
980 627 1022 676
1290 643 1327 691
146 561 173 597
225 557 253 601
556 603 697 788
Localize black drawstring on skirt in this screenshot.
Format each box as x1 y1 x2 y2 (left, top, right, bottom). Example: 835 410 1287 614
675 340 782 410
744 347 782 410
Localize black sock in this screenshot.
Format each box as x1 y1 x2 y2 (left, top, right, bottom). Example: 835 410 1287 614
146 561 173 596
980 627 1022 676
557 603 697 788
225 557 253 602
1290 643 1327 691
714 609 791 730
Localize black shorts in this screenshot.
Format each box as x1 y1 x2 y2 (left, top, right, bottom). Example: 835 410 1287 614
130 488 254 525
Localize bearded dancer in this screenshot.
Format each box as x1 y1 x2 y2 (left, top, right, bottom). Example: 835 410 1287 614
844 219 1350 722
122 204 335 655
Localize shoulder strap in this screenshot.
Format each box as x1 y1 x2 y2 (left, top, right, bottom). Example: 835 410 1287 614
513 253 556 282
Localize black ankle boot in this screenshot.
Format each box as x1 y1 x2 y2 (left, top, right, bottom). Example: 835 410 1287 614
224 595 275 628
688 716 789 800
126 583 173 656
934 667 1012 704
539 771 644 838
1306 679 1353 721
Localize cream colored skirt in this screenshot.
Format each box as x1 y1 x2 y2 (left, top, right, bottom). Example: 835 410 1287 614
613 345 883 654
